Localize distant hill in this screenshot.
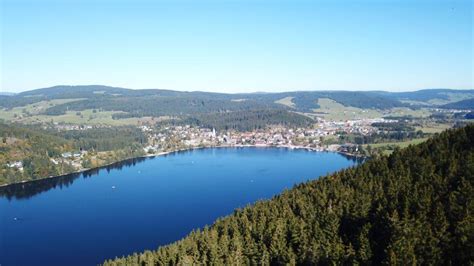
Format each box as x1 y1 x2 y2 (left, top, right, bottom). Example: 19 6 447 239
248 91 407 111
2 86 473 124
18 85 134 98
0 92 16 96
104 124 474 265
441 98 474 110
17 85 232 99
3 85 408 117
384 88 471 101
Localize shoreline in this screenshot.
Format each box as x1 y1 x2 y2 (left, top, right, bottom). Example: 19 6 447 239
0 144 365 188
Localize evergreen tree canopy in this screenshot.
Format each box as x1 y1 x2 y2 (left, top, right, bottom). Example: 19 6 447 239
104 125 474 265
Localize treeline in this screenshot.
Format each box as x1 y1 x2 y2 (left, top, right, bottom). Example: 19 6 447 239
2 85 412 115
371 122 416 132
105 125 473 265
37 91 405 117
0 156 150 200
0 95 42 109
336 131 425 146
364 122 425 143
441 98 474 109
5 86 474 116
240 91 406 112
55 127 147 151
43 96 277 117
179 110 314 131
331 122 426 146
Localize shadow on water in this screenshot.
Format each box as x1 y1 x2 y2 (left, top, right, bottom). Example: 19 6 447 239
0 150 366 201
0 156 149 201
339 153 367 164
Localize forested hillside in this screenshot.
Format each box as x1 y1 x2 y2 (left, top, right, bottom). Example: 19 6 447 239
441 98 474 110
178 110 314 131
104 125 474 265
3 86 473 115
377 89 474 103
0 123 147 185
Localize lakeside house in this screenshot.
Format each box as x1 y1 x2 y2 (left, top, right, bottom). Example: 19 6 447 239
7 161 24 172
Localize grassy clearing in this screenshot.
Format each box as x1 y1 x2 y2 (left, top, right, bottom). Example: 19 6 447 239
400 92 474 106
363 138 429 155
415 123 451 134
311 99 435 121
370 138 428 155
19 109 146 126
0 98 173 126
399 100 432 106
320 134 339 145
275 97 295 108
428 99 452 105
427 92 474 105
383 107 432 118
313 98 382 121
0 99 85 121
0 99 153 126
364 138 428 149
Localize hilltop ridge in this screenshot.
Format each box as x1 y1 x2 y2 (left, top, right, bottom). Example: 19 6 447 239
3 85 474 113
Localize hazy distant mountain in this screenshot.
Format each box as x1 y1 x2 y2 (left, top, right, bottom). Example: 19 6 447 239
0 92 16 96
441 98 474 110
374 89 474 104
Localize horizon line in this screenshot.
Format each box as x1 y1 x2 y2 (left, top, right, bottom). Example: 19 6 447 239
3 84 474 95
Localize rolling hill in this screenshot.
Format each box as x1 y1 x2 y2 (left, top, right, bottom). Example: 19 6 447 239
3 86 473 111
1 86 473 128
441 98 474 110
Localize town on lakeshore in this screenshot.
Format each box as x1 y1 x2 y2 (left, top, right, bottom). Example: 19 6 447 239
0 116 423 175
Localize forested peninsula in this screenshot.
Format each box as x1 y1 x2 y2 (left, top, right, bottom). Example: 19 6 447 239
104 125 473 265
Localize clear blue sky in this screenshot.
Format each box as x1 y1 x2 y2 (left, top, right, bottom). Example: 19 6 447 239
1 0 472 93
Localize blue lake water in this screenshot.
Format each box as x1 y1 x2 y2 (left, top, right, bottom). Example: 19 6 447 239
0 147 358 265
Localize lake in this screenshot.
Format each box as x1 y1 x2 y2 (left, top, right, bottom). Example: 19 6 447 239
0 147 359 265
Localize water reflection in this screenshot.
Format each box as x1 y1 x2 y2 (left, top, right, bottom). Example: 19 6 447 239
0 156 149 200
0 147 358 266
0 151 366 201
339 153 367 164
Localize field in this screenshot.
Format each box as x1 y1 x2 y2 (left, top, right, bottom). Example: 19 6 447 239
311 98 437 121
399 100 431 106
0 99 154 126
364 138 428 149
415 123 452 134
275 97 295 108
313 98 382 121
383 107 432 118
363 138 428 155
19 109 146 126
427 92 474 105
0 99 84 121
